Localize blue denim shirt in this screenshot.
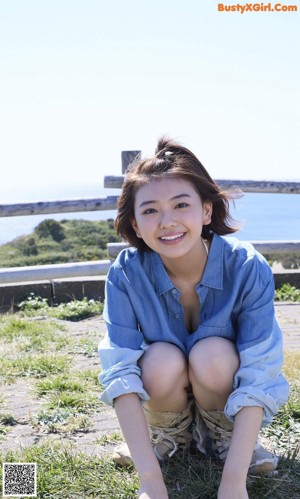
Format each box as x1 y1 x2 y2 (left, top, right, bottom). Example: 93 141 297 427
98 233 289 425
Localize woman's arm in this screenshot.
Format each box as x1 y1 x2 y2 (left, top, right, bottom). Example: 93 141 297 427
225 272 289 425
218 406 263 499
114 393 169 499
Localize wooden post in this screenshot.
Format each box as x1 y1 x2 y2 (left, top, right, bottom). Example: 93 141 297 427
121 150 141 173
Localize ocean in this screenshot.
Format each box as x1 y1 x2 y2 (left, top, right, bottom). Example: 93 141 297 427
0 183 299 245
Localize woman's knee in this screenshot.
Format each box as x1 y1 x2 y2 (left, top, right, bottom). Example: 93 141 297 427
139 342 188 398
188 337 239 390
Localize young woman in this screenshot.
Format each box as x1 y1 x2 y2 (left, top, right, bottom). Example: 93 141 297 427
98 137 289 499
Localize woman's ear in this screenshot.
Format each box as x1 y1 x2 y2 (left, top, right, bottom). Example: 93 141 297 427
203 202 213 226
131 219 142 238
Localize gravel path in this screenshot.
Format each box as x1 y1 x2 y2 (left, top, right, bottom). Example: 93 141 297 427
0 303 299 457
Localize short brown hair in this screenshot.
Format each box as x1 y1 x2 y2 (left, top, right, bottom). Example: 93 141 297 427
115 137 239 251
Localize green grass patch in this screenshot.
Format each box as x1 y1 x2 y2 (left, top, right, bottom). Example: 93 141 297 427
45 390 100 413
49 299 103 321
35 375 86 396
0 354 70 382
76 368 101 387
261 383 300 459
0 439 299 498
97 431 123 446
34 408 91 433
0 315 69 352
275 283 300 302
72 336 99 357
0 441 139 498
0 412 16 438
18 294 104 321
33 371 101 432
35 371 100 402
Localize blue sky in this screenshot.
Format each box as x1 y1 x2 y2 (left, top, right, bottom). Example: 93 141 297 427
0 0 299 200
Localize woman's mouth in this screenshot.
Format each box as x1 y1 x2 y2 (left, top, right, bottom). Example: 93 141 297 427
159 233 185 243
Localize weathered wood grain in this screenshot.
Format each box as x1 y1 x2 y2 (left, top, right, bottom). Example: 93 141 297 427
0 196 119 218
104 176 300 193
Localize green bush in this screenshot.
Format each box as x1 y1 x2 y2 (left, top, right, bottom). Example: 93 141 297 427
0 218 121 267
35 219 66 242
275 284 300 302
18 295 103 321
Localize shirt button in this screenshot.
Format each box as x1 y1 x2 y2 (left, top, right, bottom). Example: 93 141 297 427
172 289 177 295
174 313 180 319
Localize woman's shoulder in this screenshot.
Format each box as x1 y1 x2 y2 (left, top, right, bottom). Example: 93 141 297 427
113 246 140 266
109 246 152 275
220 235 272 280
221 235 264 262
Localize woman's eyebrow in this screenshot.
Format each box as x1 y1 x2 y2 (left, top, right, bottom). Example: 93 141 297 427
139 193 191 208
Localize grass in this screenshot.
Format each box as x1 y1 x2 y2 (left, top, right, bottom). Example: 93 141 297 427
283 350 300 379
34 409 91 434
0 315 69 352
0 300 299 498
0 434 299 498
18 294 104 321
0 353 70 382
275 284 300 302
0 441 140 499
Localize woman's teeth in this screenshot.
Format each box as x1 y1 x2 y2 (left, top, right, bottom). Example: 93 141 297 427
160 233 184 241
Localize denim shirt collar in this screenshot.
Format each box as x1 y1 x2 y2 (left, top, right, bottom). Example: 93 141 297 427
150 233 224 295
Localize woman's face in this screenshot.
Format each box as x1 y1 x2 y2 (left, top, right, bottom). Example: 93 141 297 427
132 177 212 260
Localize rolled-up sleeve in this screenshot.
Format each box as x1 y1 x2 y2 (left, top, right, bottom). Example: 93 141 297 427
98 263 150 406
98 335 149 406
225 270 289 425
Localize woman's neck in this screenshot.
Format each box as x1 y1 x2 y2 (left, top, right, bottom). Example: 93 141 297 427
161 238 209 285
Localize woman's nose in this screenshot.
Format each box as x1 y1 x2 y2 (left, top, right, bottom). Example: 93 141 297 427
159 211 178 229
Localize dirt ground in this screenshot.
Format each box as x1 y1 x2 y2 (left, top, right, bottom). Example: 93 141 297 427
0 316 119 458
0 303 299 458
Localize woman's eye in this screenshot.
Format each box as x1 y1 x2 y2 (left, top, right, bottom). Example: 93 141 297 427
176 203 188 209
142 208 157 215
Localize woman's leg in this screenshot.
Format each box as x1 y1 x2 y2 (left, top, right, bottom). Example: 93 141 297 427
188 337 278 474
188 337 239 410
139 341 189 412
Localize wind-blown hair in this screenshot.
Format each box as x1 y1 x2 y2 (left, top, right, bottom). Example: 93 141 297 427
115 137 240 252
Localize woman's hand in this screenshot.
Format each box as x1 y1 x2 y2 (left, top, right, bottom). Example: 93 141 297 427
138 475 169 499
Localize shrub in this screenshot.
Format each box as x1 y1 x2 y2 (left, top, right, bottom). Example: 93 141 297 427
35 219 66 242
275 284 300 302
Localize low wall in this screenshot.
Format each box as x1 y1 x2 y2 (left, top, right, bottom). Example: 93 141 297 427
0 271 299 312
0 277 106 312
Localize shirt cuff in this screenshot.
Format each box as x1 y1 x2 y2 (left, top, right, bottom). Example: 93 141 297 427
99 373 150 406
225 382 289 426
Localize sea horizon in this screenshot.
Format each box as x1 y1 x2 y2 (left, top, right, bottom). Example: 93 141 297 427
0 183 300 245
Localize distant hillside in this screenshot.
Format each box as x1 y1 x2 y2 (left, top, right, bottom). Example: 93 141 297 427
0 218 122 268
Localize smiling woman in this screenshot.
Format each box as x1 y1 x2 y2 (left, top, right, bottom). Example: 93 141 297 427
98 137 289 499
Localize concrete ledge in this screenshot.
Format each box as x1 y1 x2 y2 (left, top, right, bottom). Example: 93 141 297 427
0 260 112 284
273 271 300 289
0 280 53 312
0 277 106 312
52 276 106 304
